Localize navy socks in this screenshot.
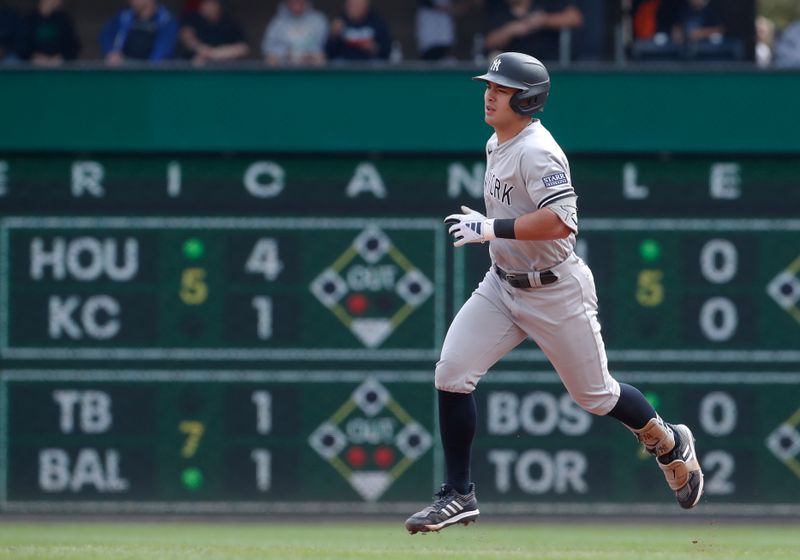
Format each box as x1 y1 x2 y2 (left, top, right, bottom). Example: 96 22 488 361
437 390 476 495
438 384 656 494
606 383 657 430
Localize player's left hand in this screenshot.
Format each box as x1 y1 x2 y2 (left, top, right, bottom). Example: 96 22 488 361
444 205 495 247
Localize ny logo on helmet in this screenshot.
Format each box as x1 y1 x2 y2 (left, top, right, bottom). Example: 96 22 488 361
490 57 501 72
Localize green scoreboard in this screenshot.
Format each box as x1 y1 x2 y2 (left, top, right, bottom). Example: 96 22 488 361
1 154 799 516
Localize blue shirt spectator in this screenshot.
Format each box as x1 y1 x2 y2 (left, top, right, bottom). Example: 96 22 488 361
775 20 800 68
100 0 178 64
326 0 392 62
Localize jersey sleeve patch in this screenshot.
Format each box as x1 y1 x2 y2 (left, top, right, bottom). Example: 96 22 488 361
542 172 569 188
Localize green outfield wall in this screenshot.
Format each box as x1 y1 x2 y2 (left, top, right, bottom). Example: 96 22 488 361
2 67 800 516
1 67 800 154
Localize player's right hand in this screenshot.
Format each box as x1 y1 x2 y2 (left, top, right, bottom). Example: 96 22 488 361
444 205 496 247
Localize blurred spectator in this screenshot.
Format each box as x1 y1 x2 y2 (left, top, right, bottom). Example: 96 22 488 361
483 0 507 20
574 0 604 61
484 0 583 62
100 0 178 65
755 16 775 68
182 0 201 13
672 0 743 61
178 0 248 65
630 0 736 61
632 0 660 40
326 0 392 62
262 0 328 66
632 0 681 40
18 0 80 66
774 20 800 68
416 0 457 61
0 1 20 62
671 0 723 45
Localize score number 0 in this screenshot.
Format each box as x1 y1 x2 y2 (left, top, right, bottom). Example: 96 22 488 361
698 239 739 342
633 239 740 342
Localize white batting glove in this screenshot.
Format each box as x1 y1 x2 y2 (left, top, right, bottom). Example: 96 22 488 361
444 205 496 247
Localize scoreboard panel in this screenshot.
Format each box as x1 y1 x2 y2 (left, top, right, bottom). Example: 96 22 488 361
3 217 797 363
2 371 437 509
1 218 445 361
459 219 800 364
1 152 799 514
2 370 799 515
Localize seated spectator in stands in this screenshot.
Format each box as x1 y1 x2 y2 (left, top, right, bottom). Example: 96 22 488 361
755 15 775 68
178 0 248 65
632 0 660 41
0 1 20 62
484 0 583 62
18 0 80 66
100 0 178 65
416 0 457 61
326 0 392 62
574 0 604 61
671 0 723 45
629 0 687 61
774 20 800 68
262 0 328 66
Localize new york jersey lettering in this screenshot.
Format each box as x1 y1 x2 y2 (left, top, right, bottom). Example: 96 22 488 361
485 173 514 205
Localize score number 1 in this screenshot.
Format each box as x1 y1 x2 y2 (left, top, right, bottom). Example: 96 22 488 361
251 390 272 492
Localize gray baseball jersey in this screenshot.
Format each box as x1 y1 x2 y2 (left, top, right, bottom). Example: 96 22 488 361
435 119 620 415
484 120 578 272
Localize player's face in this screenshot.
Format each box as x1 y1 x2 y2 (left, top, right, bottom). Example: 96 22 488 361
483 81 523 129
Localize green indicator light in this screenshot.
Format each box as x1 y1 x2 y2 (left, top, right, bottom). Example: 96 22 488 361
183 238 205 260
639 239 661 263
644 391 661 411
181 467 204 490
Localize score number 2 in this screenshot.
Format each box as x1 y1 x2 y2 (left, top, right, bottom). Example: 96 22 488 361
246 239 283 341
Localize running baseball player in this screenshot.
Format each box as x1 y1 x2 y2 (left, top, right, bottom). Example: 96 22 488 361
405 52 704 534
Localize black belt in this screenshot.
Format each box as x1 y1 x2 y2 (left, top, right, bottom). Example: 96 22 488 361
495 265 558 288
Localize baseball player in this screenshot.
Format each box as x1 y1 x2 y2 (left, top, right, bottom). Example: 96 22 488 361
405 52 704 534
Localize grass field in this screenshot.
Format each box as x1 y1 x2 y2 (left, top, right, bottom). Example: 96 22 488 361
0 520 798 560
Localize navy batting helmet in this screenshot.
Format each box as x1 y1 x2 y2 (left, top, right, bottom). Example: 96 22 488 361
473 52 550 116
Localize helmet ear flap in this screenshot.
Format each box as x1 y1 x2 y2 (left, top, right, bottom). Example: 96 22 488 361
510 89 547 116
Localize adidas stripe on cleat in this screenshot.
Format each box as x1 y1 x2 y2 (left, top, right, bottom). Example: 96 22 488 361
658 424 704 509
405 483 480 534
